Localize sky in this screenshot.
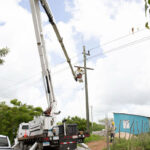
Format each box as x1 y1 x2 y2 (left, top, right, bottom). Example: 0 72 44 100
0 0 150 123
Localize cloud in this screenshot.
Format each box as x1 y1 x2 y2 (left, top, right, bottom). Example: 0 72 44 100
1 0 150 123
0 0 42 103
0 0 81 114
64 0 150 121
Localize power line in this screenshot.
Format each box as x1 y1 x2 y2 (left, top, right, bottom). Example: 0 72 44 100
88 35 150 61
52 34 150 74
54 30 149 72
0 29 148 93
86 28 146 51
53 28 146 67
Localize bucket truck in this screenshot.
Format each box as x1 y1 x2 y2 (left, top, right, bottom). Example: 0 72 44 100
14 0 88 150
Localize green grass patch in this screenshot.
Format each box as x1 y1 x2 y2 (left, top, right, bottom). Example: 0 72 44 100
102 133 150 150
84 134 104 143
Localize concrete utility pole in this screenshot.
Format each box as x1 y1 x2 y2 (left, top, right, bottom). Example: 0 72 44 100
74 45 94 134
83 45 90 133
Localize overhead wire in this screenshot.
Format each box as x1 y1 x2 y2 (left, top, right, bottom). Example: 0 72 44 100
86 28 146 52
87 35 150 61
52 34 150 74
51 28 147 74
0 28 149 95
51 28 146 67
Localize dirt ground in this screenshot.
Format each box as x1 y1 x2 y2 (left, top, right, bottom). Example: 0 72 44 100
87 140 107 150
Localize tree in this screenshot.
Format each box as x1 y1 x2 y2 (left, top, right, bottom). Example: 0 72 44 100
62 116 104 132
0 99 43 143
63 116 88 131
144 0 150 28
0 47 9 64
92 122 105 131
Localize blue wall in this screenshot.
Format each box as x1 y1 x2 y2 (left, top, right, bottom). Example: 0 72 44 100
114 113 150 135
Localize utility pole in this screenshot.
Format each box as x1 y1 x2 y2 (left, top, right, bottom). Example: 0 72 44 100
74 45 94 134
83 45 90 133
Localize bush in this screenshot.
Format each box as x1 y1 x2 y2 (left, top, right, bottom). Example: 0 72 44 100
92 122 105 131
62 116 104 132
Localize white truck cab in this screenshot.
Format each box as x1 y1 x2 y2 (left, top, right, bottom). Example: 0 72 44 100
17 123 29 138
0 135 12 149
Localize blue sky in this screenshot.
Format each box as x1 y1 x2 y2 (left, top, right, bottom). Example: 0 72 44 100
18 0 102 67
19 0 72 22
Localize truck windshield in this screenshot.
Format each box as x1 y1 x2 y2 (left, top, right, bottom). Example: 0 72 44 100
0 137 8 147
22 125 29 129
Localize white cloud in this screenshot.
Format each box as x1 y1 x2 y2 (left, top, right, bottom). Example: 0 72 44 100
1 0 150 124
64 0 150 122
0 0 42 103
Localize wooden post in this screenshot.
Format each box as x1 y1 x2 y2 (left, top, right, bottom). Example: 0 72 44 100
136 121 139 135
119 120 121 140
133 120 135 135
144 122 146 134
105 114 110 150
142 120 143 134
129 121 134 140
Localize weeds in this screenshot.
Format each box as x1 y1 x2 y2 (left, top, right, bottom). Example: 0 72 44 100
103 133 150 150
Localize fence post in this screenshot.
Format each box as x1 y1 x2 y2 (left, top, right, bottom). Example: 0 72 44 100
133 120 135 135
129 121 134 140
119 120 121 141
105 114 110 150
136 121 139 135
142 120 143 134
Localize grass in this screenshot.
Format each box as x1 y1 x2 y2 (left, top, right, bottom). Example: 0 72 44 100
103 133 150 150
84 134 104 143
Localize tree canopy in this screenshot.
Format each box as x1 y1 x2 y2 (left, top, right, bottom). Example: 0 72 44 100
144 0 150 28
0 99 43 143
62 116 104 132
0 47 9 64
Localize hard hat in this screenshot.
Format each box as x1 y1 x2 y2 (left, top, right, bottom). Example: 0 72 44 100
112 121 115 125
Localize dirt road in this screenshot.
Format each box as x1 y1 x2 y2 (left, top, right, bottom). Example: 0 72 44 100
87 140 106 150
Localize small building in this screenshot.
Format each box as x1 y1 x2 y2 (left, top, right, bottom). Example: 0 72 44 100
114 113 150 137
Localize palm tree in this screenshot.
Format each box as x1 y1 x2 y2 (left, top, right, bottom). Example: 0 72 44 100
0 47 9 65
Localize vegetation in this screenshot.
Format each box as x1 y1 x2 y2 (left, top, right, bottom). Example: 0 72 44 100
0 99 43 143
145 0 150 29
62 116 104 132
103 133 150 150
92 122 105 131
84 134 104 143
0 47 9 64
99 118 113 124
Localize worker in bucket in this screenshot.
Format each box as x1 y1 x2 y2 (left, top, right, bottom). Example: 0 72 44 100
75 67 84 82
110 121 115 143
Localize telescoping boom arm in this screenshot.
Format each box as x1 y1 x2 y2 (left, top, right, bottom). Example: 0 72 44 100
29 0 77 115
30 0 56 113
40 0 77 80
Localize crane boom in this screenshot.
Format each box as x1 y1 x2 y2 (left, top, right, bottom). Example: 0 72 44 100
30 0 56 113
30 0 77 115
40 0 77 80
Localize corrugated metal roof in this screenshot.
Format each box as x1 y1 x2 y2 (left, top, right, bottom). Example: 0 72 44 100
113 112 150 118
